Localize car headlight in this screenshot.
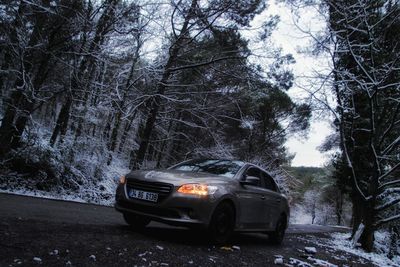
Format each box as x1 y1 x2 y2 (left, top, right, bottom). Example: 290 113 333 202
119 175 126 184
177 183 218 196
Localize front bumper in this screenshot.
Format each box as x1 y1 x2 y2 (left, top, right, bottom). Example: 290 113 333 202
115 183 218 228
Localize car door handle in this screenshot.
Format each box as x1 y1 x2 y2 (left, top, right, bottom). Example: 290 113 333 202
261 196 266 200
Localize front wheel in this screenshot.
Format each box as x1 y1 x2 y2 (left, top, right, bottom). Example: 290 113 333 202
208 202 235 244
268 215 286 245
123 213 151 229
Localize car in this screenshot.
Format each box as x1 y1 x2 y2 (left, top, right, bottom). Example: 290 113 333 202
115 158 289 244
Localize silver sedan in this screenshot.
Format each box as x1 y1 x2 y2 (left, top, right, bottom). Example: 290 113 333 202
115 159 289 244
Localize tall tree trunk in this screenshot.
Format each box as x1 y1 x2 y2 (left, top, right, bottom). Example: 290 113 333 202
0 89 25 156
350 192 364 237
50 96 73 146
359 168 379 251
118 110 137 153
132 0 197 169
336 190 343 225
156 115 176 168
359 202 375 252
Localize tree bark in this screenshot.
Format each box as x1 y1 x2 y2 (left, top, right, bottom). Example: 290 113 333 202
50 96 73 146
118 111 137 153
336 190 343 225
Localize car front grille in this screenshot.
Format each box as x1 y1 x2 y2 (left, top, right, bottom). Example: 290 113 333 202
126 179 173 202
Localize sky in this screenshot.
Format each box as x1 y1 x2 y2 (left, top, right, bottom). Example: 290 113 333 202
250 1 334 167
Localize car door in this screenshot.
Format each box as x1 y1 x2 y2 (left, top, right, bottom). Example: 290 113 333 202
236 167 268 229
261 171 283 230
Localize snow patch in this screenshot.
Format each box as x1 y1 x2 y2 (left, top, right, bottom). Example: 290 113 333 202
304 247 317 254
331 232 400 267
307 257 337 267
289 257 313 267
240 119 255 130
49 249 59 256
33 257 42 263
13 259 22 265
274 257 283 265
290 204 312 224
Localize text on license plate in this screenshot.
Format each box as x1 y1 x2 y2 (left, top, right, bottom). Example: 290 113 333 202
128 189 158 202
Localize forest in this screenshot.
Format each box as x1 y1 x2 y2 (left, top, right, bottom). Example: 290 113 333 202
0 0 399 258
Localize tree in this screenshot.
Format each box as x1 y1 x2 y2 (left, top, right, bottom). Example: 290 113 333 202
327 0 400 251
285 0 400 251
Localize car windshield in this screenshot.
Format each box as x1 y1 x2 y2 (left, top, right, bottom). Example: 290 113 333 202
170 159 245 178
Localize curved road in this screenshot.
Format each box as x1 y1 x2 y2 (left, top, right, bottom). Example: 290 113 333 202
0 193 373 266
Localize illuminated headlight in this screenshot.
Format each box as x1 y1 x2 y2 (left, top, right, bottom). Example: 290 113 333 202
177 183 218 196
119 175 126 184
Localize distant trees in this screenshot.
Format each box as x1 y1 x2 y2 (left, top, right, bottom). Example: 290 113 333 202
287 165 351 226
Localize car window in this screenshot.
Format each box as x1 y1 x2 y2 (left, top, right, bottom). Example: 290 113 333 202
170 159 245 178
261 171 277 192
244 167 264 187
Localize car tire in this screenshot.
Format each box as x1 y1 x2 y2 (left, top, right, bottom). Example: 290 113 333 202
123 213 151 229
268 215 286 245
208 202 235 244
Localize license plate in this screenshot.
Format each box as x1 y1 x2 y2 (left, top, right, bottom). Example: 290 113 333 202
128 188 158 202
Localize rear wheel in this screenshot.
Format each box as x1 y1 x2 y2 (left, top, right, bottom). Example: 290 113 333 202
123 213 151 229
208 202 235 244
268 215 286 245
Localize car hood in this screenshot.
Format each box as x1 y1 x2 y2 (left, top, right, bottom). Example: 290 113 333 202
126 169 234 186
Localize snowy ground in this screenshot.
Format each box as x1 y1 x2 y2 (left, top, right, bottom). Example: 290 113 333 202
329 232 400 267
294 231 400 267
0 156 129 206
0 176 117 206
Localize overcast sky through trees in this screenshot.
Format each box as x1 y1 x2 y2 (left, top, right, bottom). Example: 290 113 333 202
250 1 332 167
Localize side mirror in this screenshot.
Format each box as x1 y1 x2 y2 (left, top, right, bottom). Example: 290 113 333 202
240 175 260 186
